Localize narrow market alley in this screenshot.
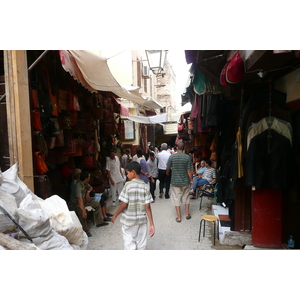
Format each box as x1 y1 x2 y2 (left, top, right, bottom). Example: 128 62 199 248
87 182 243 250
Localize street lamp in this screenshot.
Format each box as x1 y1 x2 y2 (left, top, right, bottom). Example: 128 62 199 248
145 50 168 76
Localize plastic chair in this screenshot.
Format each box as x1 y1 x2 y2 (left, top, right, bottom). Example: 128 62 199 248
198 214 219 245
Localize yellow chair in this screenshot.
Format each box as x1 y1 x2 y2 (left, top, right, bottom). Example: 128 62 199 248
198 215 219 246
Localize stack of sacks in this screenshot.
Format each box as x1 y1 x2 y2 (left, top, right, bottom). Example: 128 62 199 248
17 193 73 250
0 163 88 250
39 195 88 250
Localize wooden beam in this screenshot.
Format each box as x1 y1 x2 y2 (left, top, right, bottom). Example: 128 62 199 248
0 233 37 250
3 51 34 191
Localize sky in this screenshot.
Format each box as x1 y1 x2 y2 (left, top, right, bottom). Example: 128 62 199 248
167 49 192 107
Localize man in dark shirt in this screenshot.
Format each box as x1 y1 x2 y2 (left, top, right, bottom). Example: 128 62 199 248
69 171 108 237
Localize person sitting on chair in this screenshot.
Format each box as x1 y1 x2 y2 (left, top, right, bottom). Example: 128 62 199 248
190 160 216 199
194 160 206 178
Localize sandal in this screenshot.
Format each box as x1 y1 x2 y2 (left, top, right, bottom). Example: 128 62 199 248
175 217 181 223
190 196 196 199
186 214 191 220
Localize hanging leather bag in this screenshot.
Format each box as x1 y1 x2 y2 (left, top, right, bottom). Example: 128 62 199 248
82 140 95 155
32 109 43 131
61 139 77 156
34 152 49 175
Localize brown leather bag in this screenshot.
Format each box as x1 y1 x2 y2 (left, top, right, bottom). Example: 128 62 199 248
61 140 77 156
82 140 95 155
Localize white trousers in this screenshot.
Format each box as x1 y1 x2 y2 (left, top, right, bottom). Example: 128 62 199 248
110 181 124 203
122 223 148 250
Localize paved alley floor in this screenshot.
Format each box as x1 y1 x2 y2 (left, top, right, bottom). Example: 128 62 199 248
86 186 243 250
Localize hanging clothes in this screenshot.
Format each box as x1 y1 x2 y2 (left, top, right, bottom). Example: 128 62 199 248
247 117 292 150
245 129 293 189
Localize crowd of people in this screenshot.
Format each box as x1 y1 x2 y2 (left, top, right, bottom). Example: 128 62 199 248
67 142 216 249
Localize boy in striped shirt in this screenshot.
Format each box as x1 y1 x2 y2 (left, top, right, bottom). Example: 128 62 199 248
111 162 155 250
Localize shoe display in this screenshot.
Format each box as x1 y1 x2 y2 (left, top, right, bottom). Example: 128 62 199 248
96 222 109 227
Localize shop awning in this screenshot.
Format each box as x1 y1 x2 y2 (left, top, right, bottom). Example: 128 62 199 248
59 50 162 110
127 113 168 124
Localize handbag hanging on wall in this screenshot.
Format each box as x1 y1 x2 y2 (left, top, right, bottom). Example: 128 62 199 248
61 139 77 156
34 152 49 175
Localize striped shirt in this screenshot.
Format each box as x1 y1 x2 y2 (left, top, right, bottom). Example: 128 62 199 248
166 152 193 186
203 167 216 183
119 178 153 226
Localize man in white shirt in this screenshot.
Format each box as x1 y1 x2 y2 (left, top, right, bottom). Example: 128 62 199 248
156 143 171 199
106 149 124 206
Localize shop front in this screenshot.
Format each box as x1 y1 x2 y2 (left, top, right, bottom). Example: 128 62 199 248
1 50 160 209
182 50 300 248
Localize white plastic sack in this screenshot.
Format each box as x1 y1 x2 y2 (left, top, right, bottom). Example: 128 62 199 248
2 162 43 206
0 191 18 232
17 194 52 238
70 231 88 250
1 163 28 206
39 195 73 230
55 211 85 246
26 230 73 250
17 194 73 250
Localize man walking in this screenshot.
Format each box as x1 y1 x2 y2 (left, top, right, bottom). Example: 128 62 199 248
146 152 159 202
106 149 124 206
166 142 194 223
157 142 171 198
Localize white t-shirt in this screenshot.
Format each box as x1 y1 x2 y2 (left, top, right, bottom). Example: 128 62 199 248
106 156 123 183
157 150 171 170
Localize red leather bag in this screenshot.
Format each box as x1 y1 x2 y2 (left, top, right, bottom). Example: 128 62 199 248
220 62 231 86
226 53 244 84
30 89 39 109
178 123 184 131
82 154 96 168
68 93 81 111
61 140 77 155
82 140 95 155
32 109 43 131
34 152 49 175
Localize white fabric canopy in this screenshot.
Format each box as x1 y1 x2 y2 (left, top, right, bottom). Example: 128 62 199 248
127 113 168 124
60 50 162 110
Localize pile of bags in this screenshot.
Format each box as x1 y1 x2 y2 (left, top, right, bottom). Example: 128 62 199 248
0 163 88 250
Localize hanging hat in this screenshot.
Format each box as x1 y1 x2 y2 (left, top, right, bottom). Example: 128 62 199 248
225 52 244 84
220 61 231 86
